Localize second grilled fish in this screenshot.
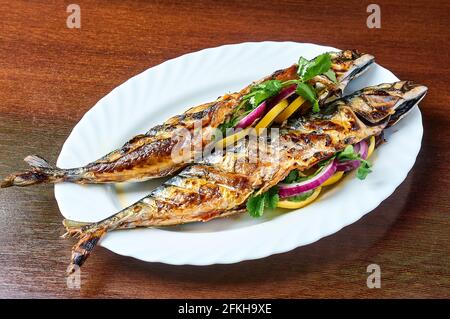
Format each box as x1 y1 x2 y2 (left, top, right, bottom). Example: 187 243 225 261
63 80 427 273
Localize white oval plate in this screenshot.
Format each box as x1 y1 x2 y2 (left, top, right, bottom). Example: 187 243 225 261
55 42 423 265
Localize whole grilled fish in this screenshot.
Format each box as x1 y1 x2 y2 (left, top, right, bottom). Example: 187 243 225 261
63 81 427 273
1 50 374 188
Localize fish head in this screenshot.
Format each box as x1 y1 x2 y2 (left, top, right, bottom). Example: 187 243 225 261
284 80 427 144
314 50 375 105
337 81 427 127
317 50 375 104
330 49 375 92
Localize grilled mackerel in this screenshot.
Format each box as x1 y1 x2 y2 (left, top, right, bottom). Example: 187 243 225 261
63 81 427 273
1 50 374 188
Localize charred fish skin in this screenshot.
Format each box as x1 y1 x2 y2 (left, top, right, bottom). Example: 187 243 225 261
328 80 428 126
63 80 426 273
287 81 428 133
330 50 375 92
1 50 374 188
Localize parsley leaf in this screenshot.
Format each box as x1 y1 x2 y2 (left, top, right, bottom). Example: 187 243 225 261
324 69 338 83
337 145 359 161
296 82 316 102
336 145 373 180
266 186 280 209
283 170 299 183
312 100 320 113
246 186 280 217
296 83 320 113
243 80 282 109
251 80 283 94
288 190 314 202
357 160 372 180
294 53 335 113
246 193 266 217
297 53 332 82
297 57 311 81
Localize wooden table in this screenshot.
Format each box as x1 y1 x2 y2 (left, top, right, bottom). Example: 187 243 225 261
0 0 448 298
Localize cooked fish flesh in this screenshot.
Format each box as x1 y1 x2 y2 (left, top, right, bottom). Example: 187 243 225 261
63 80 427 273
1 50 374 188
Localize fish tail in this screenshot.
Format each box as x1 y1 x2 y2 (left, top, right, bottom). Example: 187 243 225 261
1 155 75 188
62 206 133 274
62 219 106 275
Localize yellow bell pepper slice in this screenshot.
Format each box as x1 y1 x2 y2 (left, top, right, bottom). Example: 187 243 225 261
274 96 306 124
215 127 251 149
216 99 290 147
367 136 376 158
277 187 322 209
254 99 289 131
322 171 345 187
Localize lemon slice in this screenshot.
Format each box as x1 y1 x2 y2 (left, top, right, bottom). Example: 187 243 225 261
215 99 290 147
274 96 306 124
254 99 289 130
215 127 251 149
277 187 322 209
367 136 376 158
321 171 345 187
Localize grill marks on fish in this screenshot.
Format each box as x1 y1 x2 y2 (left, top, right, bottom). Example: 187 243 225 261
1 50 375 188
89 64 300 178
83 107 382 227
340 81 427 125
64 104 382 257
63 80 427 273
151 165 253 213
1 65 301 188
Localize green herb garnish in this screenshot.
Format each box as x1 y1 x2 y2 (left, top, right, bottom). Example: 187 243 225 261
295 53 334 113
219 53 335 134
295 82 320 113
336 145 357 161
324 69 338 83
243 80 282 109
297 53 332 82
217 116 240 137
246 186 279 217
356 160 372 180
287 190 315 202
283 170 300 184
336 145 372 180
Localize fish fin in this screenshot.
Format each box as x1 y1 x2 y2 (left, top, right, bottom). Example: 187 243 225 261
1 155 64 188
63 220 106 275
24 155 53 169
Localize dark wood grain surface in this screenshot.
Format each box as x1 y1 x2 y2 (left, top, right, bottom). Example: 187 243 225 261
0 0 449 298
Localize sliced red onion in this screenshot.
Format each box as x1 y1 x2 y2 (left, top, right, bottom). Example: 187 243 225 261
336 140 369 172
235 101 267 129
278 160 337 198
356 140 368 159
235 85 297 129
267 84 297 108
336 160 360 172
